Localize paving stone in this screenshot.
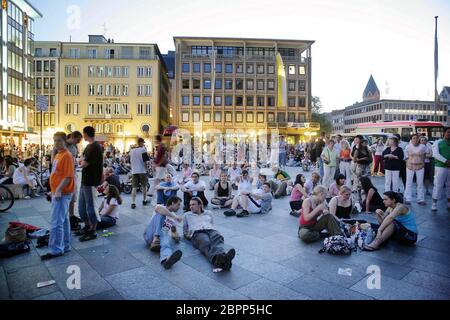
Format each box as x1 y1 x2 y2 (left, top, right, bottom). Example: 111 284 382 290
33 291 66 300
34 248 85 268
416 237 450 254
82 289 124 300
218 221 279 239
6 264 59 300
105 267 193 300
237 278 311 300
2 247 42 272
287 274 373 300
402 269 450 296
403 257 450 278
70 236 113 250
0 266 10 300
105 232 149 254
233 251 304 285
76 245 144 277
350 274 449 300
344 253 413 280
182 254 261 290
47 259 113 300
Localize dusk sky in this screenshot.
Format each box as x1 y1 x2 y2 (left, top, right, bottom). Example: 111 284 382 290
30 0 450 112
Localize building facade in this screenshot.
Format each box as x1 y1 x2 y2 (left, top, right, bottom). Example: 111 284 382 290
34 36 171 150
439 86 450 126
0 0 42 146
330 109 345 134
174 37 319 144
342 76 447 133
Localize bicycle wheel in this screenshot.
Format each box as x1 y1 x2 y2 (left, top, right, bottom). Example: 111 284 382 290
0 185 14 212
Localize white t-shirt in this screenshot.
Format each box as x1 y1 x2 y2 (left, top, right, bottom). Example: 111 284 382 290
100 197 120 219
238 177 253 194
130 146 148 175
228 167 241 181
184 180 206 195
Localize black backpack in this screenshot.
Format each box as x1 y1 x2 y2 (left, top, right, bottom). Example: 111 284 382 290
0 241 30 258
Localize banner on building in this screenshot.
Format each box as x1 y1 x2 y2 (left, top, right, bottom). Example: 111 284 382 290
276 52 287 108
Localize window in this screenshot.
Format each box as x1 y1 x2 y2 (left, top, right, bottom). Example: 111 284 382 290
246 96 254 107
73 103 79 115
145 104 151 115
298 97 306 107
137 103 144 115
105 84 111 96
225 79 233 90
257 80 264 91
50 61 56 73
204 79 211 89
97 84 103 96
298 114 306 122
267 96 275 107
258 112 265 123
97 103 103 115
299 65 306 75
236 112 243 123
105 104 112 115
214 96 222 106
182 112 189 122
182 63 190 73
145 67 151 77
88 103 95 115
69 48 80 59
50 79 56 89
257 96 265 107
225 64 233 73
225 96 233 106
35 48 42 57
182 96 189 106
267 80 275 91
123 85 129 96
247 64 254 74
299 80 306 91
107 67 113 77
114 85 121 96
246 112 254 123
277 112 286 122
257 64 264 74
44 78 49 89
288 81 296 91
88 49 97 59
114 66 122 77
288 112 296 122
247 80 254 90
65 84 72 96
225 112 232 122
193 63 200 73
268 65 275 74
236 64 243 73
288 65 296 75
182 79 190 89
74 84 79 96
236 96 243 107
139 47 152 59
215 63 222 73
215 79 222 89
137 85 144 96
104 49 115 59
193 112 200 123
236 79 243 90
193 96 201 106
288 97 296 107
65 103 71 115
204 112 211 122
88 66 95 77
113 103 120 115
95 124 102 133
36 61 42 72
193 79 200 89
122 103 129 115
204 63 211 73
214 112 222 122
204 95 211 106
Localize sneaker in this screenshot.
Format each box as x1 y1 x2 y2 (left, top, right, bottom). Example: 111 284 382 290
142 200 148 206
150 236 161 252
223 210 236 217
432 203 438 212
131 203 136 209
40 253 63 261
79 230 97 242
74 226 89 236
236 210 250 218
222 248 236 271
24 196 31 200
162 250 182 269
170 226 180 243
213 253 227 269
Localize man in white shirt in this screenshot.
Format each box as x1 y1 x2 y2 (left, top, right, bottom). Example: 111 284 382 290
227 163 241 190
181 172 208 211
130 138 150 209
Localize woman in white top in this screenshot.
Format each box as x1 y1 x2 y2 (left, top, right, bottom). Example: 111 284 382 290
97 184 122 229
208 163 222 190
371 139 385 176
13 158 38 199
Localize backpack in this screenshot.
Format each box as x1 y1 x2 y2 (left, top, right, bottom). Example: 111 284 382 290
36 231 50 248
319 235 354 255
0 241 31 258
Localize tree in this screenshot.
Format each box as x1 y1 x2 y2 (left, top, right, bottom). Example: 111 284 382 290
311 96 332 134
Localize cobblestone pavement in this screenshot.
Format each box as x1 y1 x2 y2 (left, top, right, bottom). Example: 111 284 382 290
1 167 449 300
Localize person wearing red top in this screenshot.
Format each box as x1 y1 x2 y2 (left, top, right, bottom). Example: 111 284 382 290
41 132 75 261
153 134 168 199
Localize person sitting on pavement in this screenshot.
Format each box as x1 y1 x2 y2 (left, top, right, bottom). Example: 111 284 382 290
268 167 291 199
181 172 208 211
177 163 193 185
364 191 418 251
156 173 179 205
298 186 344 243
0 156 15 185
13 158 39 199
304 172 321 197
289 174 307 217
208 163 222 190
143 196 183 269
97 184 121 230
237 169 253 194
327 174 346 202
329 186 354 220
224 182 272 218
183 197 236 272
210 172 233 209
227 163 242 190
360 176 386 213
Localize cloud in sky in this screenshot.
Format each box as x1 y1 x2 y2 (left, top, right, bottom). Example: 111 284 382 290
31 0 450 112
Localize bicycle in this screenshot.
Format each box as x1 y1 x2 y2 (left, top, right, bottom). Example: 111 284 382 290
0 185 15 212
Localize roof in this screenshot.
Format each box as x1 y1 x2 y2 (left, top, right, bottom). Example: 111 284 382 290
363 75 380 100
15 0 43 19
174 36 315 46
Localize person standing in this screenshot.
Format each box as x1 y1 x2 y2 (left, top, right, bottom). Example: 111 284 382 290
431 127 450 212
321 140 337 188
339 140 352 188
334 134 343 175
419 136 433 195
404 134 427 205
350 135 363 192
153 134 168 200
279 136 287 168
371 138 385 176
130 138 150 209
41 132 74 260
76 126 103 242
383 137 404 193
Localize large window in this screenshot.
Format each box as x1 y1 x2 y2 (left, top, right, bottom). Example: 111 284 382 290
215 79 222 89
257 64 264 74
214 96 222 106
225 64 233 73
246 112 254 123
247 80 254 90
193 79 200 89
182 63 190 73
299 65 306 75
204 95 211 106
182 112 189 122
257 96 265 107
204 79 211 89
204 112 211 122
193 112 200 123
182 95 189 106
246 96 254 107
288 65 296 75
236 112 243 123
267 65 275 74
236 64 243 73
214 112 222 122
288 97 296 107
267 96 275 107
182 79 190 89
257 80 264 91
257 112 265 123
193 96 201 106
236 96 243 107
225 80 233 90
225 96 233 106
193 63 201 73
236 79 243 90
225 112 233 122
204 63 211 73
215 63 222 73
267 80 275 91
288 81 296 91
247 64 254 74
299 80 306 91
298 97 306 107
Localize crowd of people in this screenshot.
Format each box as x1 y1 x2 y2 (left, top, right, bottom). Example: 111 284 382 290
3 125 449 271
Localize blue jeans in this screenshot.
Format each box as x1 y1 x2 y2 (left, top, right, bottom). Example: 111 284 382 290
143 214 177 263
49 194 72 255
279 153 286 167
318 158 324 182
156 190 178 205
78 186 98 226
